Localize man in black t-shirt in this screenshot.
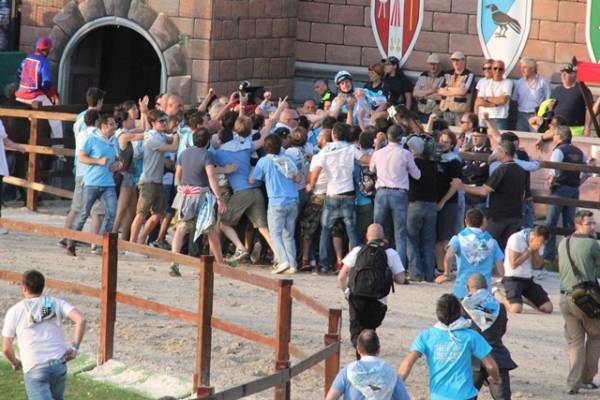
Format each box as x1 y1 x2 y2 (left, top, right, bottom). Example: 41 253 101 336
549 63 591 136
406 136 438 282
453 141 527 250
382 56 414 109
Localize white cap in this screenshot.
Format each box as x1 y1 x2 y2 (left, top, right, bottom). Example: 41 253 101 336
451 51 465 60
427 53 440 64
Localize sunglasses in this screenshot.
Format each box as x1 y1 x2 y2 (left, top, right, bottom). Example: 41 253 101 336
493 67 504 71
482 66 492 70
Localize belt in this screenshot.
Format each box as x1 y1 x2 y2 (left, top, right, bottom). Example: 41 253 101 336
379 187 407 192
32 357 66 370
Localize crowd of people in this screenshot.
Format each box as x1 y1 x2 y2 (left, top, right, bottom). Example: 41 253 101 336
1 35 600 399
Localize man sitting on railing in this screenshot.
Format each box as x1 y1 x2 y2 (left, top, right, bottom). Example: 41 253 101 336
14 35 63 140
326 329 410 400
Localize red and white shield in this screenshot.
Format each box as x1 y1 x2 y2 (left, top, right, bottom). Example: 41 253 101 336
370 0 424 66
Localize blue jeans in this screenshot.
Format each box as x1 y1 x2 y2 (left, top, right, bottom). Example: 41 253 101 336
516 111 534 132
521 199 535 228
489 118 509 130
69 186 117 247
24 359 67 400
374 189 408 266
268 202 298 269
407 201 437 281
319 195 359 268
543 185 579 261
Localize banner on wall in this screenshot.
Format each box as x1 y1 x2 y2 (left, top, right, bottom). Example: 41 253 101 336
477 0 531 75
370 0 423 66
586 0 600 63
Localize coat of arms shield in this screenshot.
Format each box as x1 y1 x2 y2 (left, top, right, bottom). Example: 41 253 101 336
477 0 532 75
586 0 600 63
370 0 424 66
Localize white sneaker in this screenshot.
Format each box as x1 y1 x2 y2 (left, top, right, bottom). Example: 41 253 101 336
271 262 290 274
533 268 547 280
0 228 8 235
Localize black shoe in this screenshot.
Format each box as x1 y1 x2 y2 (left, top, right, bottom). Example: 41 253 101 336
58 239 67 248
66 246 76 257
581 383 599 390
568 389 579 395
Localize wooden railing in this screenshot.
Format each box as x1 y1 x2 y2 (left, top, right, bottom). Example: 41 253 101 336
0 218 342 399
0 103 77 210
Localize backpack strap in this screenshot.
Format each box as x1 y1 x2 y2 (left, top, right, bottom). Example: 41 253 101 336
566 237 585 281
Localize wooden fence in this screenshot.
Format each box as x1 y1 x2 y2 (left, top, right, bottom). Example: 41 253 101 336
0 217 342 399
0 103 77 210
1 104 600 221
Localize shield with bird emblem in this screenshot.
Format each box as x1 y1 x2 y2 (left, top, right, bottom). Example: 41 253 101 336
370 0 424 66
586 0 600 63
477 0 531 75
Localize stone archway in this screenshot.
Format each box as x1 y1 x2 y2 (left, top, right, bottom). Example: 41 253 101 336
48 0 190 103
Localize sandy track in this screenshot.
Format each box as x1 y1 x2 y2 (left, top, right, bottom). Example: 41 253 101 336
0 203 598 399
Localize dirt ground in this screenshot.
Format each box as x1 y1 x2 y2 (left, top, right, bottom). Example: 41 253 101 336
0 202 598 399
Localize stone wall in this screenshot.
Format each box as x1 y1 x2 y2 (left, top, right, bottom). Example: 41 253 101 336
18 0 299 103
296 0 592 81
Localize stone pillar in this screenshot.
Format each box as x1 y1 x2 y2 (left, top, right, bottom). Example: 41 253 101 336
186 0 299 101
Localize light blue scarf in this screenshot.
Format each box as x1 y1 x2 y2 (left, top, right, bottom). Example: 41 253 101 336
457 227 495 266
462 288 500 332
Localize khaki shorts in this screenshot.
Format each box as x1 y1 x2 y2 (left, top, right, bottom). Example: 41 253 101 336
220 188 267 228
71 176 104 216
136 182 164 215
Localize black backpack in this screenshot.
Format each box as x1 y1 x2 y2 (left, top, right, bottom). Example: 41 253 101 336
348 242 394 299
358 165 376 198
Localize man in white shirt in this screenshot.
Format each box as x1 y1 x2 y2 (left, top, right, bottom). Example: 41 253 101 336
2 270 86 399
0 120 25 234
307 122 369 274
495 226 553 314
475 60 513 130
337 223 406 347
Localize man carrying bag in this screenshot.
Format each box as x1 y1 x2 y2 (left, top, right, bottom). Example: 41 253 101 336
558 210 600 395
337 224 406 349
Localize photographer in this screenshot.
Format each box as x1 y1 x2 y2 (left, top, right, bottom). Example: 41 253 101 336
557 210 600 395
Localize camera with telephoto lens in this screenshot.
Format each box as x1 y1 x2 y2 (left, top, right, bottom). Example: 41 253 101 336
404 133 443 162
238 80 250 96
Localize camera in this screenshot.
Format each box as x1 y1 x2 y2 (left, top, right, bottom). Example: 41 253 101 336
238 80 250 96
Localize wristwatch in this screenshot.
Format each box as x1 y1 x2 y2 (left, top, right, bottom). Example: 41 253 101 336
70 343 80 353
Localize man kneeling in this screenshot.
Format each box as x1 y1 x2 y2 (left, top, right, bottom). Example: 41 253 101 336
496 226 553 314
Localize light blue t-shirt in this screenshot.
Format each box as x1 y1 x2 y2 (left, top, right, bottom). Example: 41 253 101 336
81 132 117 187
411 327 492 400
449 228 504 299
215 142 261 193
73 110 89 177
252 155 298 206
331 361 411 400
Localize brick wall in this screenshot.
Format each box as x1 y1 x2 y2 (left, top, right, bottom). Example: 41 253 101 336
18 0 298 103
191 0 298 100
19 0 66 54
296 0 592 81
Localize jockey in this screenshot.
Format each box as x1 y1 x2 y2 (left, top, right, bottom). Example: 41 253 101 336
15 35 63 139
